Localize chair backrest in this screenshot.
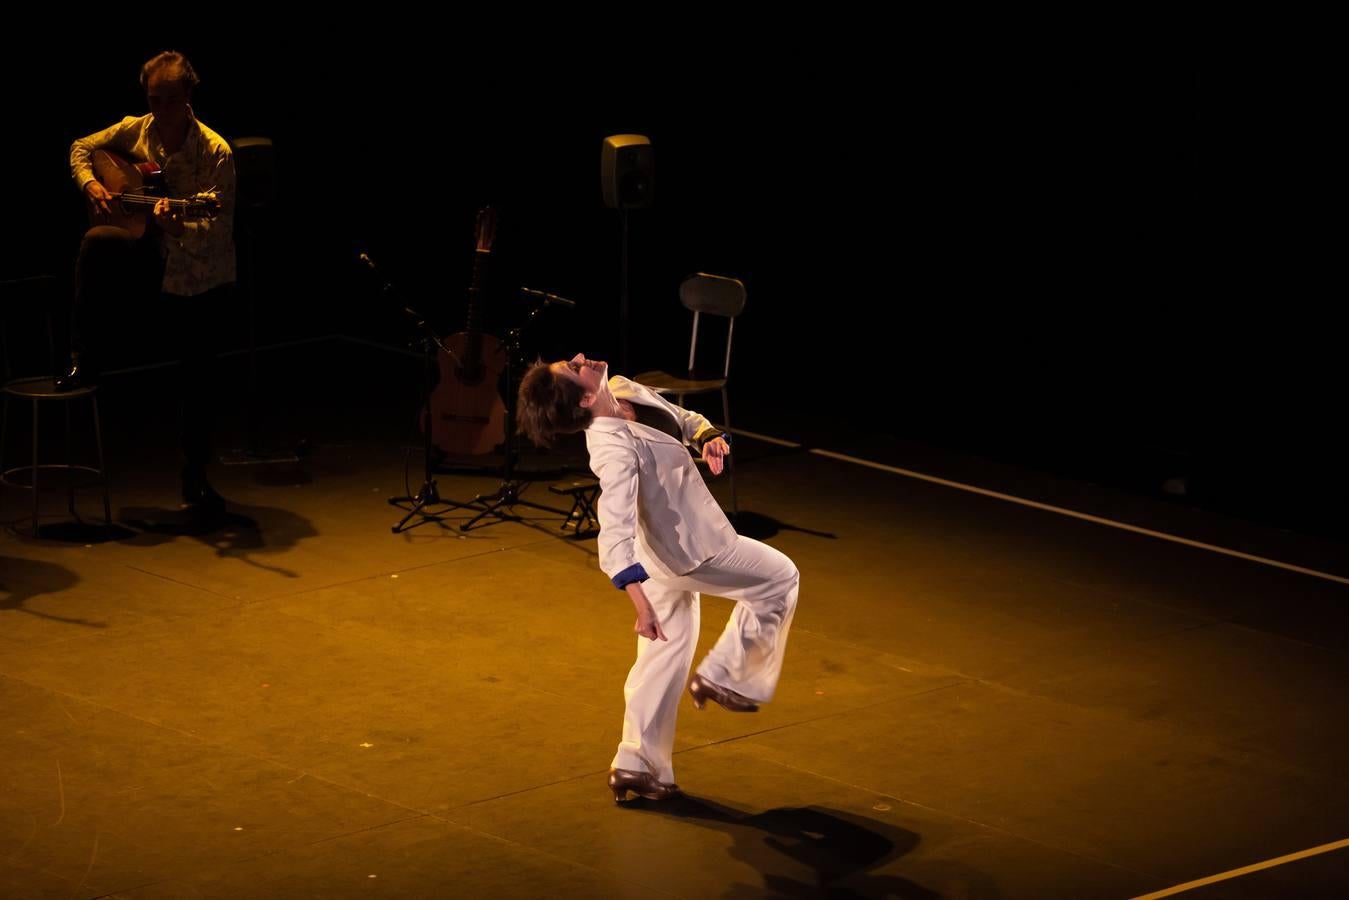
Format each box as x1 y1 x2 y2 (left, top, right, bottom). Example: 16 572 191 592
0 276 60 382
680 273 746 379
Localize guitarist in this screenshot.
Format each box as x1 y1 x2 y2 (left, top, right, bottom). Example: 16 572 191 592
63 50 236 511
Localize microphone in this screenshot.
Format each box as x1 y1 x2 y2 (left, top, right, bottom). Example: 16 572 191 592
520 286 577 308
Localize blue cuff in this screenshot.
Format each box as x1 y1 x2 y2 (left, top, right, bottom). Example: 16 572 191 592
611 563 650 589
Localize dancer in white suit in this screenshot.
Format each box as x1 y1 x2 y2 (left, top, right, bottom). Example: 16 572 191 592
518 353 799 802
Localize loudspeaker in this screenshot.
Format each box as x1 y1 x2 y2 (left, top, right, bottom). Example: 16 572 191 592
230 136 275 212
601 134 654 209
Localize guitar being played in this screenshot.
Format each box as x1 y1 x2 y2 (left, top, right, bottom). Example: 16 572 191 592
84 149 219 240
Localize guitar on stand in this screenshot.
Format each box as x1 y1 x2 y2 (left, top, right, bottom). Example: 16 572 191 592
388 206 506 533
424 207 507 456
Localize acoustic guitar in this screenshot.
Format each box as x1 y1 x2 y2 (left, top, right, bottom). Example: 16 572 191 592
87 149 219 239
425 207 507 455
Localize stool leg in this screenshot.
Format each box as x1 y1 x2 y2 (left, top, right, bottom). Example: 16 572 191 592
726 452 738 518
92 394 110 524
582 488 600 532
31 398 39 534
1 392 8 521
65 400 77 519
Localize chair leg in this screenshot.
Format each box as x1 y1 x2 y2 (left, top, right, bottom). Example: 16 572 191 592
721 387 737 516
0 393 7 522
65 400 77 519
92 394 110 524
31 398 39 534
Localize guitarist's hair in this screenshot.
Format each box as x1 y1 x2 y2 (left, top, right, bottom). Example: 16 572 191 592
517 360 593 448
140 51 200 91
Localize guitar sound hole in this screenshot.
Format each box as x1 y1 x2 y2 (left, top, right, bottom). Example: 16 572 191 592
455 365 485 386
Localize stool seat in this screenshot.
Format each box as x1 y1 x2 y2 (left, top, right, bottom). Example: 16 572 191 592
4 376 98 400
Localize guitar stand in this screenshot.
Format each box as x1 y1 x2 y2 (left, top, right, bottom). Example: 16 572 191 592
457 300 574 532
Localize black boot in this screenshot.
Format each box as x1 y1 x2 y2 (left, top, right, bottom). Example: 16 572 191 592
181 466 226 512
54 357 97 392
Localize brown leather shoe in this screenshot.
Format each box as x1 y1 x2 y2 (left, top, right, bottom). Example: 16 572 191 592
688 674 759 712
608 768 680 803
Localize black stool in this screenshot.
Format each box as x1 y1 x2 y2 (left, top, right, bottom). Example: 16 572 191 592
1 377 111 535
1 276 112 535
548 478 601 533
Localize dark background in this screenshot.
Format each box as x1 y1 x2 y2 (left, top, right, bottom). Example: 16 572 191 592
2 25 1340 536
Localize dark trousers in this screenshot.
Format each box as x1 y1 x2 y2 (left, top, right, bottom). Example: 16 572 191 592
72 226 228 477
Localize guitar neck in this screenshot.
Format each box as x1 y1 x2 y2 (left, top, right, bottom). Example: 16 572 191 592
460 206 497 367
115 193 194 212
464 249 491 336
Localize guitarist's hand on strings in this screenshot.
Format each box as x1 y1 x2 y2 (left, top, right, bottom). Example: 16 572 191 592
153 197 185 237
84 180 113 216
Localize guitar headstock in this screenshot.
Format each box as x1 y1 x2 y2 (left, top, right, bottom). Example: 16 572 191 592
183 192 221 219
475 206 497 253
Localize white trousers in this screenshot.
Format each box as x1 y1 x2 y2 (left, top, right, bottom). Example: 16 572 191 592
610 535 799 783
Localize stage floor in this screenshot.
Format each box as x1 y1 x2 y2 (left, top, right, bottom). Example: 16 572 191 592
3 340 1348 898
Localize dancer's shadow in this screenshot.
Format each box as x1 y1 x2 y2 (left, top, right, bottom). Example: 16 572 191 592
732 510 838 542
625 793 966 898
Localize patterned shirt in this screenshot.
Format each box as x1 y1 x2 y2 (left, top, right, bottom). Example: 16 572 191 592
71 109 236 296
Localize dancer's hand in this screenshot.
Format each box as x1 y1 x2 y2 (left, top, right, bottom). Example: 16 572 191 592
627 582 668 641
635 607 667 642
701 436 730 475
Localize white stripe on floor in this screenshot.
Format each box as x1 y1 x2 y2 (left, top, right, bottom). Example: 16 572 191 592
809 449 1349 587
719 428 1349 588
1130 837 1349 898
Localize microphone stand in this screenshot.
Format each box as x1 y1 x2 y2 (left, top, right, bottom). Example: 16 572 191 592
459 290 575 531
366 256 477 533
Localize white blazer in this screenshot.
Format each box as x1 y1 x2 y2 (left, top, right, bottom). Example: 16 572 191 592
585 376 736 585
